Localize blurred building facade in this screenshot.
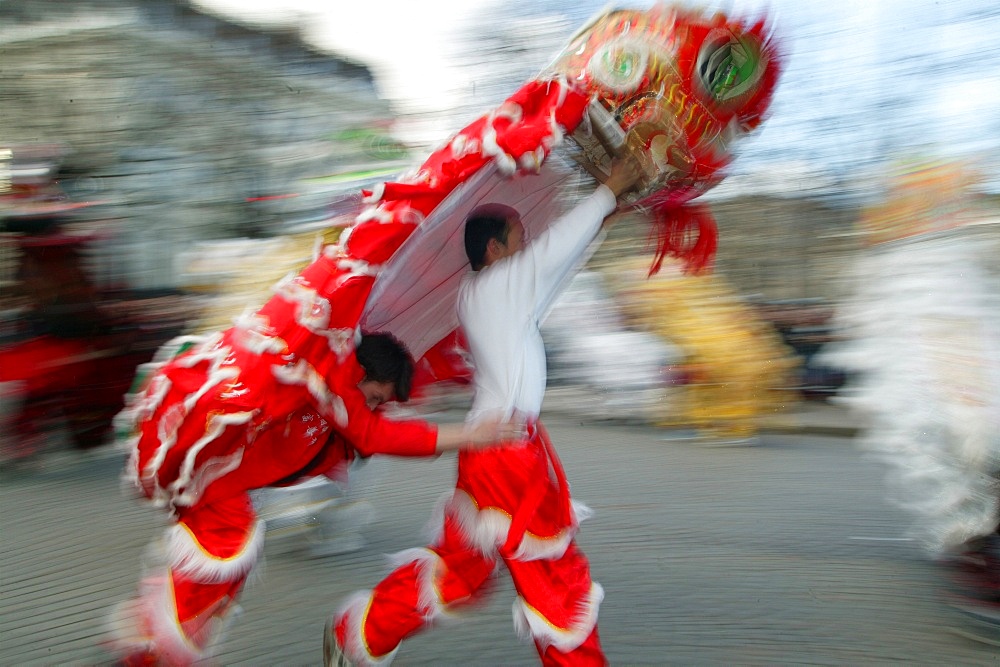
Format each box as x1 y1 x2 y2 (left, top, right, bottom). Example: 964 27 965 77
1 0 403 293
3 0 999 303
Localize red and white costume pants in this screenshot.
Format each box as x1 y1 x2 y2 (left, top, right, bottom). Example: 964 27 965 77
108 494 264 666
334 427 606 666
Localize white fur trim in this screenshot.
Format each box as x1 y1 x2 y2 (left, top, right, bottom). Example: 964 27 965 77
477 103 522 175
364 182 386 204
518 146 546 173
511 528 576 562
113 372 171 461
172 447 246 509
450 134 483 161
335 224 355 248
335 257 379 280
450 134 468 157
383 543 496 627
150 334 211 366
172 333 224 369
107 573 208 665
104 596 156 660
421 490 453 543
546 110 565 149
165 519 265 583
445 490 508 556
120 435 142 492
323 243 346 260
496 101 522 123
551 76 569 107
135 373 172 424
355 206 395 224
512 582 604 653
386 548 445 620
394 206 426 227
143 342 237 507
336 592 399 666
445 490 588 562
480 120 517 175
168 410 252 507
114 330 203 449
570 499 594 524
145 575 208 664
273 275 356 363
271 359 348 427
234 311 289 356
404 167 428 182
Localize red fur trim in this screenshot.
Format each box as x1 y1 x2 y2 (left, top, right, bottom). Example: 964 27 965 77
512 582 604 652
335 592 398 666
166 520 264 583
647 202 718 275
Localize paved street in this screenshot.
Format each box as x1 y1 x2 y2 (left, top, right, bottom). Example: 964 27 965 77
1 411 996 666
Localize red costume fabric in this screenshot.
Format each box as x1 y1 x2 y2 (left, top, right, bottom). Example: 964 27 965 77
334 425 606 666
328 15 784 660
110 255 438 665
331 22 784 660
0 337 97 459
110 11 784 651
111 75 592 666
331 184 618 666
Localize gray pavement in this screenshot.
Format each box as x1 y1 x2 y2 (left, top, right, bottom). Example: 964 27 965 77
541 388 862 439
2 404 996 666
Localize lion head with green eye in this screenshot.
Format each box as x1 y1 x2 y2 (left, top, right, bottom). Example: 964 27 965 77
544 3 783 206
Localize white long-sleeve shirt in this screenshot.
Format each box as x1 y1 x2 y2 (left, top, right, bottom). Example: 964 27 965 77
457 184 617 423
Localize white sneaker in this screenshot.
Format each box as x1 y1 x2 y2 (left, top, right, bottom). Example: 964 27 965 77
323 618 354 667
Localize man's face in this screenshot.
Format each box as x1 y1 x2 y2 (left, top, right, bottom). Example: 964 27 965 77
499 218 525 257
358 379 395 410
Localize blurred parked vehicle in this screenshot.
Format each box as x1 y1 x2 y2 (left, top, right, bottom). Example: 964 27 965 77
752 298 848 400
0 237 191 462
0 146 189 466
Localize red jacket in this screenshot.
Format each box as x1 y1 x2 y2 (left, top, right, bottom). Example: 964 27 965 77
131 255 436 511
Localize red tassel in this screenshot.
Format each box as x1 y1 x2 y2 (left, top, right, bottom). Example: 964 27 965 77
647 202 718 276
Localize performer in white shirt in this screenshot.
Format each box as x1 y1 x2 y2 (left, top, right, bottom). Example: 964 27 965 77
326 157 641 667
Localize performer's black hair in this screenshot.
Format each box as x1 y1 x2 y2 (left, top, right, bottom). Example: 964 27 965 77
356 332 414 402
464 204 518 271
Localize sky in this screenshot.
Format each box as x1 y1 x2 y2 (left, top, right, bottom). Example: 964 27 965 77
190 0 1000 194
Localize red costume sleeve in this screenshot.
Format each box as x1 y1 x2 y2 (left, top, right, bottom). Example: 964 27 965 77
337 389 438 458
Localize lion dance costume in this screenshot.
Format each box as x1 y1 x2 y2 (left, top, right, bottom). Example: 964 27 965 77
819 161 1000 629
325 4 783 666
110 4 782 664
616 256 800 443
